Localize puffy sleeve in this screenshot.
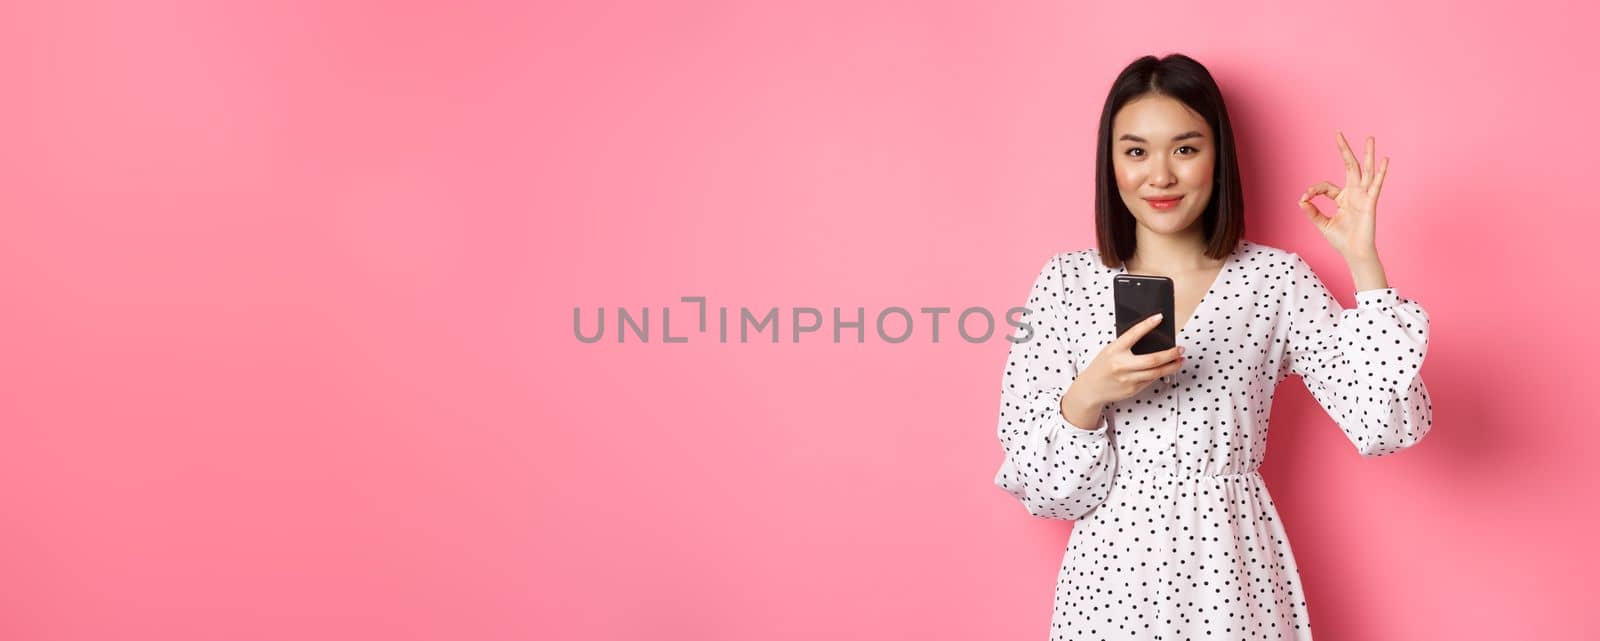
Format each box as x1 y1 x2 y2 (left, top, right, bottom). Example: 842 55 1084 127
992 253 1116 520
1279 252 1434 458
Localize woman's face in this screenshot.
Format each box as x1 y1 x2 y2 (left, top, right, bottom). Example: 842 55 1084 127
1111 94 1216 236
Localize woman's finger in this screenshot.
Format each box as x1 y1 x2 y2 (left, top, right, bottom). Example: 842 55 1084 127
1301 181 1341 201
1336 130 1362 184
1131 344 1184 370
1299 182 1337 228
1363 136 1376 188
1160 358 1184 378
1128 358 1185 384
1369 156 1390 197
1114 312 1165 349
1299 197 1331 229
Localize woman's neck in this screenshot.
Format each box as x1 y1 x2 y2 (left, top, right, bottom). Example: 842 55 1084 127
1126 227 1217 275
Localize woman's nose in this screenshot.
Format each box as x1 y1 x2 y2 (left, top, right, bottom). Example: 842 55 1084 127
1149 165 1176 187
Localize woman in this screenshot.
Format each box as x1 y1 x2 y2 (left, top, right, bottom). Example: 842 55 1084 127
992 53 1433 640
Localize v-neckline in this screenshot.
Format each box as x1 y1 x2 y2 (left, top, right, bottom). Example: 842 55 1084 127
1115 239 1246 339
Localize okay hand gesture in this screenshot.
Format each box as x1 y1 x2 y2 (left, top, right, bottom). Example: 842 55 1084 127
1298 131 1389 260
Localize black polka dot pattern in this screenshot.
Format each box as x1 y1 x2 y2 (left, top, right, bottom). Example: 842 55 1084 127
992 239 1433 639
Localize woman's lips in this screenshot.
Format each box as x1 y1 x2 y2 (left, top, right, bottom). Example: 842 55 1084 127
1145 195 1183 210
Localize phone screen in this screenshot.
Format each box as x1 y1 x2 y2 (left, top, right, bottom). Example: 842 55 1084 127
1114 275 1176 355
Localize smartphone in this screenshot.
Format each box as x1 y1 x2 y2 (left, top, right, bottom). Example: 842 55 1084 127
1113 274 1176 355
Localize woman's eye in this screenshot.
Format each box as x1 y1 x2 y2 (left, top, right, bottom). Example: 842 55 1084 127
1125 146 1198 158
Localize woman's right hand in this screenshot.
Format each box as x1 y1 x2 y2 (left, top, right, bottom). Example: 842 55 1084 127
1060 313 1186 426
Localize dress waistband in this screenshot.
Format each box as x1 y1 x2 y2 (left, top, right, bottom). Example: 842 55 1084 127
1118 467 1262 480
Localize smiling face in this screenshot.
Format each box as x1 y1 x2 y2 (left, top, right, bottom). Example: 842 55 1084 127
1111 93 1217 236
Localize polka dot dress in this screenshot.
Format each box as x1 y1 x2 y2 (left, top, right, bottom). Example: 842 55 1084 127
992 239 1433 640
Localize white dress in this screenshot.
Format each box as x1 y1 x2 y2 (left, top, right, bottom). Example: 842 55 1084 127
992 238 1433 640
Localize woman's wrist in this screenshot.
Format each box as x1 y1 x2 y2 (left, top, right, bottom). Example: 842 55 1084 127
1344 250 1389 292
1060 384 1105 431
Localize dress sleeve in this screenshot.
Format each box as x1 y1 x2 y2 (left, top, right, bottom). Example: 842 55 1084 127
992 253 1116 520
1279 252 1434 458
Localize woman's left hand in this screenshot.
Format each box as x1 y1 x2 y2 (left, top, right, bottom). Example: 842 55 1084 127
1299 131 1387 261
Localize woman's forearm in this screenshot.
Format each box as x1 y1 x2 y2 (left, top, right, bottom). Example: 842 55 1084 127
1346 252 1390 292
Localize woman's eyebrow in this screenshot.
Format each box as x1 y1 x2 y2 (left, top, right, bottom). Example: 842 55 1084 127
1117 131 1206 143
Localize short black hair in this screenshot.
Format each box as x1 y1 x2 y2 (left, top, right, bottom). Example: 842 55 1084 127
1094 53 1245 268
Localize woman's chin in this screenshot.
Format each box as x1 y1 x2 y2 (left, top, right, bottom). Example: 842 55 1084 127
1135 214 1200 235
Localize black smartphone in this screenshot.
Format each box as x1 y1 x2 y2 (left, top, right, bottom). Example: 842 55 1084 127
1113 274 1176 355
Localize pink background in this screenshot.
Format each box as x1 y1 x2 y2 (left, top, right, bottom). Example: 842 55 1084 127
3 1 1595 639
